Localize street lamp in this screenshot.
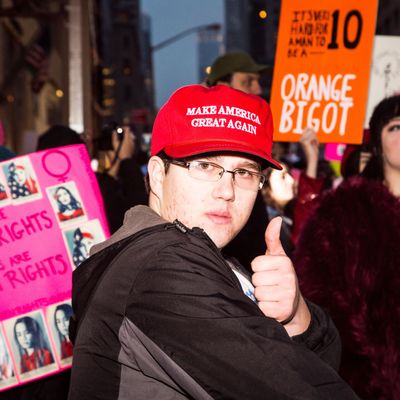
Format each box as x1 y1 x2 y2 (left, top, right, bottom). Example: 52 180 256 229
151 23 221 52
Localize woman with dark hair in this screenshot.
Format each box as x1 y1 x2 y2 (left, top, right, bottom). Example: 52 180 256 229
14 316 54 373
7 163 38 199
294 94 400 399
54 304 73 359
54 186 84 222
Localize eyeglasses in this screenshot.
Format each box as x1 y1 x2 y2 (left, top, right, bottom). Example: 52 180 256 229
168 159 265 191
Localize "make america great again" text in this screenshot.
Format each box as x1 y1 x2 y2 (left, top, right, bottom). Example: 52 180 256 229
186 105 261 135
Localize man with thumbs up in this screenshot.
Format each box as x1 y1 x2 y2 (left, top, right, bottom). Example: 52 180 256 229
69 85 358 399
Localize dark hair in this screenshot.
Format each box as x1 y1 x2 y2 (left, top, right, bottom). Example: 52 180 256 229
362 95 400 181
144 151 172 193
54 304 73 339
14 316 53 368
94 121 124 152
341 147 362 179
36 125 84 151
54 186 82 213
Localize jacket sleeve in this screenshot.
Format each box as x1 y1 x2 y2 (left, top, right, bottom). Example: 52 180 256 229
127 241 357 400
291 300 341 371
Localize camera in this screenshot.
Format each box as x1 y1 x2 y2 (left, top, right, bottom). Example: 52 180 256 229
96 122 124 151
115 126 124 142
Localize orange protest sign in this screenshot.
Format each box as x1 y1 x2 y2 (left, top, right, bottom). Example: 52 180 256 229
270 0 378 144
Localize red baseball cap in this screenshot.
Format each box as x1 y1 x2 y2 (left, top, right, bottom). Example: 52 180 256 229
151 84 282 169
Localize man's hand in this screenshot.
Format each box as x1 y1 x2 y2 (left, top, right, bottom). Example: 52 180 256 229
251 217 311 336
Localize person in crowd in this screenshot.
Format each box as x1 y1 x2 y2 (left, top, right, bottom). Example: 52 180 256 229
294 94 400 399
14 316 54 373
205 51 270 96
72 228 94 267
0 333 14 381
206 51 272 269
340 130 372 180
68 84 358 399
93 121 147 233
262 162 296 256
7 163 38 199
36 125 86 150
54 304 73 359
0 144 16 161
53 186 84 222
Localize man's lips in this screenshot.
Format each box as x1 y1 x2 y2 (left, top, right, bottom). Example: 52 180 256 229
205 211 232 224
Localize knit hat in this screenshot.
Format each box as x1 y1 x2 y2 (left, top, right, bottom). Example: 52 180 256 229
0 145 16 161
206 51 269 86
151 84 281 169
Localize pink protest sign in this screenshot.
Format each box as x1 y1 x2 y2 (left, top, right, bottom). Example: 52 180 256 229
0 144 109 391
324 143 346 161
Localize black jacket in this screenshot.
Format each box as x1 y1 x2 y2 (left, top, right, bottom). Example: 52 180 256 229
68 206 358 400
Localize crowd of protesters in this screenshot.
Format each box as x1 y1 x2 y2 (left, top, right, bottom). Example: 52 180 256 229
0 51 399 400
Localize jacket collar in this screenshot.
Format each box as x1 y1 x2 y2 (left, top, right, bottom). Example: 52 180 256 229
91 205 166 255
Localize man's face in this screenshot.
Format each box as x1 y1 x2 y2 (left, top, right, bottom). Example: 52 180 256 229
154 154 259 248
230 72 262 95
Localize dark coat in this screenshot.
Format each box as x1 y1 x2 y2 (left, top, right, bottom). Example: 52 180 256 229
294 177 400 400
68 205 358 400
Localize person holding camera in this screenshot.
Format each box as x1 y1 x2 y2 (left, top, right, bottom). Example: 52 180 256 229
95 122 147 233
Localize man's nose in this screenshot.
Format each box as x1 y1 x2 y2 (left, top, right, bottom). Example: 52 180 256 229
212 171 235 201
251 81 262 96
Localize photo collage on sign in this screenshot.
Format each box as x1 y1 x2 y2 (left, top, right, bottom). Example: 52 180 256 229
0 302 73 390
0 157 42 206
46 181 106 269
0 155 106 271
0 150 107 392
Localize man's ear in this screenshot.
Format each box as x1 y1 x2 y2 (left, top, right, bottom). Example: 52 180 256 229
147 156 165 200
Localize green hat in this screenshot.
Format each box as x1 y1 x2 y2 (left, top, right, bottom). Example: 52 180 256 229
206 51 270 86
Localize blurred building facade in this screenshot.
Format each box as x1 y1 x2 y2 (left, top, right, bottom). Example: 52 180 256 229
99 0 154 137
0 0 154 154
224 0 281 100
197 28 224 83
0 0 70 153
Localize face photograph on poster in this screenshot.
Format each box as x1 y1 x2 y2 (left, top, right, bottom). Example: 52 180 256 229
46 302 73 366
1 157 42 204
0 173 11 206
46 181 87 227
62 219 106 269
3 311 58 381
0 327 17 390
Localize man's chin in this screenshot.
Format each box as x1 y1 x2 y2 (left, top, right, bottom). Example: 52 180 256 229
206 229 237 249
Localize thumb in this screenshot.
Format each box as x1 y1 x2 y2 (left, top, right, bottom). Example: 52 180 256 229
265 217 286 255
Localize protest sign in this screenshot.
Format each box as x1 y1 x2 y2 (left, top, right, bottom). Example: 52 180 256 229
270 0 378 144
0 144 108 391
